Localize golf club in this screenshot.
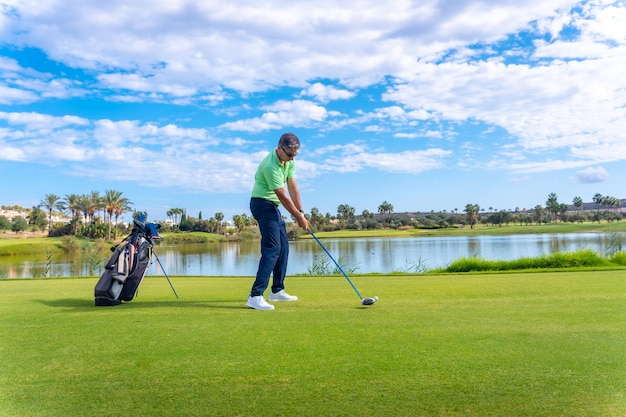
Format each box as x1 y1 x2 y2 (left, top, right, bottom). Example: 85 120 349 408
307 228 378 306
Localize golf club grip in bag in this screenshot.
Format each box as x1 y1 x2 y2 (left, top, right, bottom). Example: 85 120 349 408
94 219 154 306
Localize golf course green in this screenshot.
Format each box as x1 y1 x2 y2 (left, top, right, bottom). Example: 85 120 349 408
1 271 624 416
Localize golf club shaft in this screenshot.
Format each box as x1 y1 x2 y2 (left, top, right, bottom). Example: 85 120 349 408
307 228 363 299
152 250 179 299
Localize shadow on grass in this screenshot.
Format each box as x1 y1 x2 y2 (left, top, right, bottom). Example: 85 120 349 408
33 298 250 310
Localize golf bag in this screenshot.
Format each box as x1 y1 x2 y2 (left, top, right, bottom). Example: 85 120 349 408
94 218 161 306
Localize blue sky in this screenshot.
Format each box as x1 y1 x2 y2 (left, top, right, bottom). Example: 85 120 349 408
1 0 625 223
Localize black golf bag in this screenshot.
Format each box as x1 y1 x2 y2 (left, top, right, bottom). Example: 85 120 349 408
94 219 161 306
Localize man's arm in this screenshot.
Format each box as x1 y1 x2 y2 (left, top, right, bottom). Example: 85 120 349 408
286 177 303 213
274 180 308 229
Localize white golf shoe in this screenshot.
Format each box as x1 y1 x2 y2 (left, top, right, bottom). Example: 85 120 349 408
246 295 274 310
268 290 298 302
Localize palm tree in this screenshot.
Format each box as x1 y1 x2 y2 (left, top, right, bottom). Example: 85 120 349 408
341 204 356 227
64 193 81 234
103 189 123 240
215 212 224 235
558 203 568 222
545 193 559 223
572 196 584 223
309 207 323 230
533 205 544 225
232 213 253 231
75 195 90 224
112 196 132 240
592 193 603 213
336 204 355 227
377 201 394 225
613 196 622 212
463 203 480 229
102 189 133 240
39 194 65 233
83 191 103 224
167 208 184 229
573 196 583 212
607 196 619 213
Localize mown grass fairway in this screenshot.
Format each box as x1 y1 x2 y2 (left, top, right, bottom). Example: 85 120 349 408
1 272 625 416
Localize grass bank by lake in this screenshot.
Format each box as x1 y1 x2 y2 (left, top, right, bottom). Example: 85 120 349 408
1 272 624 416
0 235 67 256
303 220 626 239
0 231 224 257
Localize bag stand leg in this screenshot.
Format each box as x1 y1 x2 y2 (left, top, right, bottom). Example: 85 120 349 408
152 249 179 299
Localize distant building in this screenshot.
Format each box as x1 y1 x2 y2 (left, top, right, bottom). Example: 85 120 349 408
0 209 28 221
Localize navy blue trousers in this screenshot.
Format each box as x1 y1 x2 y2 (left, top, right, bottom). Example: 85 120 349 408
249 198 289 297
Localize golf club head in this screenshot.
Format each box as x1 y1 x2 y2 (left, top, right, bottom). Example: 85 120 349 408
361 296 378 306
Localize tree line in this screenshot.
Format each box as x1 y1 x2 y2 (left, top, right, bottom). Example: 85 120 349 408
304 193 623 232
0 191 133 239
0 191 623 238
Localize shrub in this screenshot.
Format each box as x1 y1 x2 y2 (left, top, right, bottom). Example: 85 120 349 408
238 230 259 241
609 251 626 266
49 223 73 237
440 249 608 273
60 236 81 253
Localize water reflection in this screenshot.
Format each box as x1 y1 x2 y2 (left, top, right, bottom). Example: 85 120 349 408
0 232 622 278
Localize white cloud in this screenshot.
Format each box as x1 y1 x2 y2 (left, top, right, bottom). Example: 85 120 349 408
70 150 261 193
0 56 21 71
0 112 263 192
499 159 596 174
394 133 420 139
314 144 452 174
0 0 584 97
577 3 626 42
575 166 610 183
0 145 26 161
0 55 88 104
220 99 328 132
300 83 356 103
0 85 39 104
0 112 89 128
533 39 613 59
351 148 452 173
383 49 626 169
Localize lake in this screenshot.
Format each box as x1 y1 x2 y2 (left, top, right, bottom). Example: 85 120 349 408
0 232 623 278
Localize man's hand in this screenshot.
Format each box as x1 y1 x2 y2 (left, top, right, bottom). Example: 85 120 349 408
296 212 309 230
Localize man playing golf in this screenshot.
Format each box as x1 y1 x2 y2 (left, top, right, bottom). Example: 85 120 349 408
247 133 309 310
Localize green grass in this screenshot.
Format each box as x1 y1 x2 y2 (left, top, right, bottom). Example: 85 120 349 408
0 236 66 256
1 272 625 416
435 249 626 273
0 232 220 256
158 231 225 244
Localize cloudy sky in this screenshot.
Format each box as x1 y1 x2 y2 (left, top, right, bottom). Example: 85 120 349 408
1 0 625 222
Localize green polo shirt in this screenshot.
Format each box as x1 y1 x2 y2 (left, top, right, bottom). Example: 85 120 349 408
251 150 295 206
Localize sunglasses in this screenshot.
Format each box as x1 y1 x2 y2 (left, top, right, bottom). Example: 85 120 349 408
281 145 298 158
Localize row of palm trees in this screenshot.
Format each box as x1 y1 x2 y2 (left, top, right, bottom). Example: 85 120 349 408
461 193 623 229
591 193 623 212
40 190 133 240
